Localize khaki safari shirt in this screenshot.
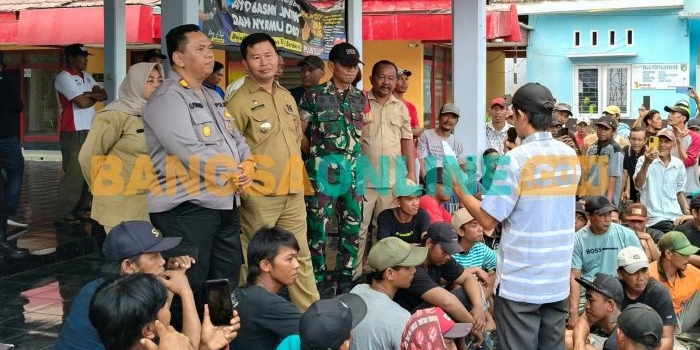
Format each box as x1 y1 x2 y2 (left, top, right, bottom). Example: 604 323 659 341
362 91 412 189
228 77 305 196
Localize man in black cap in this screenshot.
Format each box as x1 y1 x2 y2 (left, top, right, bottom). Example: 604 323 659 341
569 195 641 328
54 43 107 226
566 272 623 350
616 304 664 350
290 55 325 104
553 102 580 154
453 82 581 350
143 48 167 64
299 42 368 294
54 221 197 350
393 222 492 346
275 294 365 350
674 193 700 247
585 114 624 208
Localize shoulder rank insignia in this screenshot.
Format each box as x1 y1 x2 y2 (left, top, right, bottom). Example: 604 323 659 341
179 79 191 89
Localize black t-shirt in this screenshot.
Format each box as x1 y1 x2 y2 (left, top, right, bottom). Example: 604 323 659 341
621 278 676 325
393 257 464 312
376 208 431 244
622 145 643 202
674 221 700 248
230 285 301 350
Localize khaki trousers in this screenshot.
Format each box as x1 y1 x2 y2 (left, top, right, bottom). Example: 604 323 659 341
355 187 395 279
240 193 319 310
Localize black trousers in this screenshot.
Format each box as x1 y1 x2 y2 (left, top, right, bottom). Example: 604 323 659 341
150 201 242 297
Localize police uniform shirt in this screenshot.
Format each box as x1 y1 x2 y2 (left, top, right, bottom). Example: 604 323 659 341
227 77 304 196
143 71 252 212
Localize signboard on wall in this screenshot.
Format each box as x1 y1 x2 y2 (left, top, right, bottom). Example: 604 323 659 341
200 0 346 59
631 63 689 90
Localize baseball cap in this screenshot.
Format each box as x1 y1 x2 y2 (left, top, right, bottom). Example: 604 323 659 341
328 42 363 66
575 272 624 306
617 304 663 348
65 43 92 57
103 221 181 262
595 115 618 130
624 203 648 221
658 231 700 256
603 105 621 116
426 222 463 254
401 307 472 350
439 103 461 118
664 100 691 119
452 208 475 229
584 195 616 215
297 55 325 72
576 115 591 125
657 129 676 142
688 118 700 131
490 97 507 108
554 102 573 116
575 201 587 216
368 237 428 271
617 246 650 274
691 193 700 209
143 49 166 62
393 178 425 198
300 294 367 350
398 68 412 77
511 82 556 115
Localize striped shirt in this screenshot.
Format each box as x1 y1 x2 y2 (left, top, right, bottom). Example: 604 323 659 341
452 243 497 271
485 121 512 154
481 132 581 304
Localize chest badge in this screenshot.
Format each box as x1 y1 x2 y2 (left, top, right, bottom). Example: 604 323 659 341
202 125 212 138
285 103 294 114
224 110 233 119
260 121 272 133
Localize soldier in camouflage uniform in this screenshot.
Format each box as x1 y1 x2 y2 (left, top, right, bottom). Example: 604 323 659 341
299 42 369 294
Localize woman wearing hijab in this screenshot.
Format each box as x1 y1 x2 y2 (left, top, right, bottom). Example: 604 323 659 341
78 62 164 233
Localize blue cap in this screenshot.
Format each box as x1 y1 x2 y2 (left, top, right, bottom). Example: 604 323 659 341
103 221 181 262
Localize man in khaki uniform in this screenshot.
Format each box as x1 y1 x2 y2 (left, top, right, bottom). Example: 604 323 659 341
228 33 319 310
357 59 416 278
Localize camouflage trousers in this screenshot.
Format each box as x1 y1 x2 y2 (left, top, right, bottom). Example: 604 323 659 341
307 170 363 283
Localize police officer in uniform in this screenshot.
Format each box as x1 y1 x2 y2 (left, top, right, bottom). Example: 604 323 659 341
227 32 319 310
143 24 254 301
299 42 369 294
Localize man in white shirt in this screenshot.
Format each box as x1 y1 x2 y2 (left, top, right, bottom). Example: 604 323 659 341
349 237 427 350
634 129 688 233
54 43 107 226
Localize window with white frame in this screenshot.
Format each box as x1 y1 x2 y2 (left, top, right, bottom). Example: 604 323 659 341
574 64 632 118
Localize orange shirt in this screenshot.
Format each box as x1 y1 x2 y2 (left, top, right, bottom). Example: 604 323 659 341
649 261 700 314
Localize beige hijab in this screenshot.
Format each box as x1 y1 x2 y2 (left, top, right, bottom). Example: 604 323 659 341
102 62 164 116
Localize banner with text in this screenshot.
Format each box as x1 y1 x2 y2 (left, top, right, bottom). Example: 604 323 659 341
200 0 346 59
631 63 689 90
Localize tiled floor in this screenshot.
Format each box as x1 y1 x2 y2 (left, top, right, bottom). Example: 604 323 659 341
0 160 105 349
0 254 103 349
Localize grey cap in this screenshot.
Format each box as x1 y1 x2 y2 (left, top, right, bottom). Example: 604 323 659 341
554 102 573 115
439 103 461 118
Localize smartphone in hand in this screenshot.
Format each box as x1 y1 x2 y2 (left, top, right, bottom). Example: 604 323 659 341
204 279 234 326
647 136 659 151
